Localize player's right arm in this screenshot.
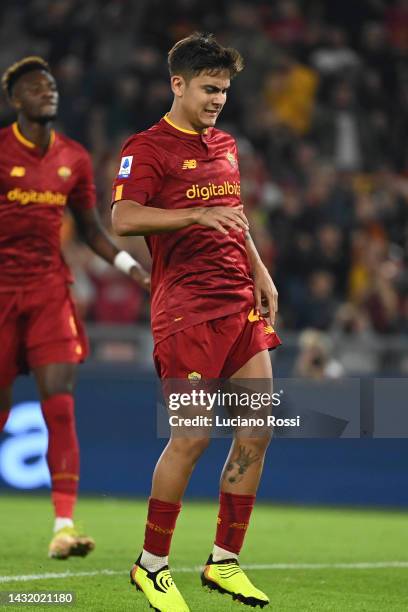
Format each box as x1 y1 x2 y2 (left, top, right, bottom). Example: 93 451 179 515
111 136 248 237
112 200 249 237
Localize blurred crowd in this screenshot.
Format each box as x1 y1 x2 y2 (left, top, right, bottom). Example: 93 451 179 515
1 0 408 371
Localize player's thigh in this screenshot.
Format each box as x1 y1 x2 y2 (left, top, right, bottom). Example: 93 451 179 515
230 349 272 379
25 284 87 394
0 293 20 390
33 362 77 401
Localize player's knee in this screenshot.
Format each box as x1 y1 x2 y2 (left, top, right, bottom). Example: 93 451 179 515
41 381 74 401
170 436 210 461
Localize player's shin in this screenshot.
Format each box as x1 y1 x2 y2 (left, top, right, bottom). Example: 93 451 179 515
41 394 79 520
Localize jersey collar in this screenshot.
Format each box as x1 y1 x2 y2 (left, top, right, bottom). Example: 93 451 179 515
162 113 209 138
12 122 56 151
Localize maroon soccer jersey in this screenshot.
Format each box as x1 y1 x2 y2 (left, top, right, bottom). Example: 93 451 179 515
0 122 96 290
112 115 255 344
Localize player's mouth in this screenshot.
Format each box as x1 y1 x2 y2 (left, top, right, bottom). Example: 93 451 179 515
204 109 219 118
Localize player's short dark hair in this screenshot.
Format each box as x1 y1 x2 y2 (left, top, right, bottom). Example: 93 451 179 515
1 56 51 97
168 32 244 80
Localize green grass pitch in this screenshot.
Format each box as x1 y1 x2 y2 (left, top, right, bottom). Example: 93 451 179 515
0 494 407 611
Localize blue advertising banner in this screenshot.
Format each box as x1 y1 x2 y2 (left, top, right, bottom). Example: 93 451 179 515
1 366 408 507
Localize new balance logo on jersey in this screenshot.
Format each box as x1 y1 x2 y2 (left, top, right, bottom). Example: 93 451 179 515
182 159 197 169
10 166 25 177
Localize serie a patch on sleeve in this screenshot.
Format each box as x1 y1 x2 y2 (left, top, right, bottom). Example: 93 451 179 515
118 155 133 178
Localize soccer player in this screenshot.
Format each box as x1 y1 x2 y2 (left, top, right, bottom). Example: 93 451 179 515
112 33 280 611
0 57 150 559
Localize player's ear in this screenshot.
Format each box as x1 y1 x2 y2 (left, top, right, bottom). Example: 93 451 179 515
9 93 22 111
170 75 186 98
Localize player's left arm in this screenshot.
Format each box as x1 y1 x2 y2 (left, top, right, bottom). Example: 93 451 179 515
70 206 150 291
245 231 278 326
68 151 150 291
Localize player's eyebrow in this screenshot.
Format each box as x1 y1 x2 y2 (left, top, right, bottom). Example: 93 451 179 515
202 84 230 93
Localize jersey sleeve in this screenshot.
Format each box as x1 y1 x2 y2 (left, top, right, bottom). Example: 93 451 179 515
68 149 96 211
112 137 164 206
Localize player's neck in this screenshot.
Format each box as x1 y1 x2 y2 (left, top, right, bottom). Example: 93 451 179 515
16 116 53 152
166 108 203 135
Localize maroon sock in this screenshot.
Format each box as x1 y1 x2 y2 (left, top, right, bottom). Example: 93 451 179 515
0 410 10 431
41 394 79 505
215 492 256 555
143 497 181 556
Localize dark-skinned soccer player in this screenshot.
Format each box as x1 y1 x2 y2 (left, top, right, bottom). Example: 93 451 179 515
0 57 150 559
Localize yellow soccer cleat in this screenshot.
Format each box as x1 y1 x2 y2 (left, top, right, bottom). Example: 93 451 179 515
201 555 269 608
130 555 190 612
48 526 95 560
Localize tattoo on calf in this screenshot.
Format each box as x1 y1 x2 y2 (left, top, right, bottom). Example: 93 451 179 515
224 445 260 484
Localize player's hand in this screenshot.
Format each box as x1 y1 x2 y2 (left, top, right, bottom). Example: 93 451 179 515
195 205 249 234
129 265 151 293
252 263 278 326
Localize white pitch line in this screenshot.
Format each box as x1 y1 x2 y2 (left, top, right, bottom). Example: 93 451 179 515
1 562 408 583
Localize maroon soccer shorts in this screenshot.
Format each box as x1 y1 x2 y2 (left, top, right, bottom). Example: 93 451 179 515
153 307 281 380
0 283 88 387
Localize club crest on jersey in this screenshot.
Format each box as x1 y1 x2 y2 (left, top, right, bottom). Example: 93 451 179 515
10 166 25 177
226 151 237 167
118 155 133 178
58 166 72 180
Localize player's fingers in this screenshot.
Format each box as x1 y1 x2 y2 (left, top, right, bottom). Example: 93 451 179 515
226 211 249 230
236 208 250 226
254 287 262 314
267 291 278 326
213 220 229 234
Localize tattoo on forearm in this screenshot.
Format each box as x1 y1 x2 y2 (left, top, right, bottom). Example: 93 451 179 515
245 231 252 241
224 445 260 484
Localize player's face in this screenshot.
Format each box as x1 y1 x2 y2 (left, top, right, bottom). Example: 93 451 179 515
12 70 59 124
177 70 230 131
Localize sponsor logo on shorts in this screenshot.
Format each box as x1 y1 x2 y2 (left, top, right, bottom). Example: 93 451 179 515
69 315 78 336
118 155 133 178
182 159 197 169
6 188 67 206
10 166 26 177
188 371 202 382
264 325 275 334
186 181 240 201
248 308 261 322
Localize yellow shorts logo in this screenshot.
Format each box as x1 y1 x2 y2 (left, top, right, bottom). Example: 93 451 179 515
248 308 262 322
